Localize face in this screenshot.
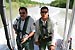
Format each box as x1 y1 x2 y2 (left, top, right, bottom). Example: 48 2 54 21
41 9 48 19
19 9 27 20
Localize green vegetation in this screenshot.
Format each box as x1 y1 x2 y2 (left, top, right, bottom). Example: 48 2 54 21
5 0 42 9
50 0 74 9
5 0 42 20
5 0 43 21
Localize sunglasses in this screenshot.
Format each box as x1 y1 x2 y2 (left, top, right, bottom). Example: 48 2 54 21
19 12 25 14
41 11 48 13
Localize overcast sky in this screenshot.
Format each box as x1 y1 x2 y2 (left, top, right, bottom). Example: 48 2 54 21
31 0 55 3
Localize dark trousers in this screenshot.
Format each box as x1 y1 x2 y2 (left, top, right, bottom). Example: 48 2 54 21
16 37 34 50
39 38 52 50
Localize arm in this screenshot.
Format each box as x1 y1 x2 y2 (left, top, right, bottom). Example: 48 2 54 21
21 23 35 44
13 19 18 35
34 21 40 45
28 32 35 38
21 17 35 43
21 32 35 44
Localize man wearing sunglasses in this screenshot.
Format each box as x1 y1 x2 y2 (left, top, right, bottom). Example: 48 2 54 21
13 7 35 50
34 6 55 50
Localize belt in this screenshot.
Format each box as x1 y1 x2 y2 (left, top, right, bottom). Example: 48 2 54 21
43 36 52 41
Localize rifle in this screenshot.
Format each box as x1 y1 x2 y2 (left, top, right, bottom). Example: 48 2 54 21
16 30 23 50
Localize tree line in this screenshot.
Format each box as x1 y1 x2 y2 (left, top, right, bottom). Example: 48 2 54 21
6 0 74 9
50 0 74 9
6 0 41 5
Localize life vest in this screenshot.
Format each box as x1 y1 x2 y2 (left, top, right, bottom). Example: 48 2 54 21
39 17 54 41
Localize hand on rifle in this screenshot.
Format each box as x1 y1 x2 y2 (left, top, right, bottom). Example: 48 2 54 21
21 35 29 44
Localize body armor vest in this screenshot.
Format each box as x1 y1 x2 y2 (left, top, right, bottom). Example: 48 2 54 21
17 16 30 39
39 17 53 40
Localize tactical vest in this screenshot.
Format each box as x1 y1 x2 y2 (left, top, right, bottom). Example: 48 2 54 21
16 16 30 39
39 17 54 40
